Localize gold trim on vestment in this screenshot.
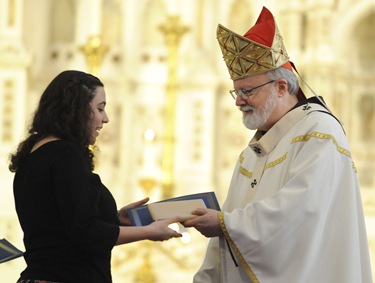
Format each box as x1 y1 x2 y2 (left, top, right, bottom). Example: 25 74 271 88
352 161 358 173
264 152 288 172
291 132 351 157
239 151 253 178
239 151 245 163
239 166 253 178
239 152 288 178
218 211 260 283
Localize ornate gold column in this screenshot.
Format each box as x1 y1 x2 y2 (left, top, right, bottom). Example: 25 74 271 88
159 16 189 199
79 35 109 77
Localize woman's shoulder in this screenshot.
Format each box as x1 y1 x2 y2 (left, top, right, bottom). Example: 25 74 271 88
34 139 91 170
31 138 82 156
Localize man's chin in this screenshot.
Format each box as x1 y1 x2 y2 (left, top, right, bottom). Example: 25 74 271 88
242 120 257 130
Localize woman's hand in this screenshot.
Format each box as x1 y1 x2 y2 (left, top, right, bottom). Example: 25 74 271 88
116 216 183 245
145 217 183 241
118 197 149 226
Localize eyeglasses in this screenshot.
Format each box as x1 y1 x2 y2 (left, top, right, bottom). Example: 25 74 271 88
229 80 276 100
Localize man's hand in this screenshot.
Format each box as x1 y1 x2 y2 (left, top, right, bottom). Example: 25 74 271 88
182 208 223 238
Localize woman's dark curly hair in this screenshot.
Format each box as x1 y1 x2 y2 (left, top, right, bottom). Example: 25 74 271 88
9 70 104 172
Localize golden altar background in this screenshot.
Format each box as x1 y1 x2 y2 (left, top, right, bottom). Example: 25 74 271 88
0 0 374 281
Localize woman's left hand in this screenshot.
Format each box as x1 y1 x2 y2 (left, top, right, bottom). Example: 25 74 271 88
118 197 149 226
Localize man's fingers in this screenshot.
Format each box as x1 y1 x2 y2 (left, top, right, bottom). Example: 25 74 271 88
191 208 207 215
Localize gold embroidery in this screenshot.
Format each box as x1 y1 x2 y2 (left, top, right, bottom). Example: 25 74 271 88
219 212 260 283
239 151 253 178
239 166 253 178
264 153 288 171
352 161 357 173
292 132 351 157
239 153 288 177
239 151 245 163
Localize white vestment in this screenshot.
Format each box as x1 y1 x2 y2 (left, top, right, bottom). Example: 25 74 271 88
194 99 373 283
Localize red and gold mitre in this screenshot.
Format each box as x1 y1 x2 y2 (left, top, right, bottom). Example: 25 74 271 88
217 7 292 80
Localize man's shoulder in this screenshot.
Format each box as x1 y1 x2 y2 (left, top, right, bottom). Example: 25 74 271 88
291 96 345 133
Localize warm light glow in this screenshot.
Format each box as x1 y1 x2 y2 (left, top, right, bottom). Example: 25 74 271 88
180 231 191 244
144 128 155 142
168 222 179 232
168 223 191 243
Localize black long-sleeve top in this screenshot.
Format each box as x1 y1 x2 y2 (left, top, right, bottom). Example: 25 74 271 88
13 140 120 283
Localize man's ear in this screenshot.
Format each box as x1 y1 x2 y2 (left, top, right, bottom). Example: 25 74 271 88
276 79 288 97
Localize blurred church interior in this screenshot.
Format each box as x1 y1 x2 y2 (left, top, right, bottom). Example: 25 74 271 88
0 0 374 281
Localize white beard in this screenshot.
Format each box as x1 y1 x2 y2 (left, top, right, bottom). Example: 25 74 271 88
241 90 277 130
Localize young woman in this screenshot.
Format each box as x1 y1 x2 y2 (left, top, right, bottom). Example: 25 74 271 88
9 70 182 283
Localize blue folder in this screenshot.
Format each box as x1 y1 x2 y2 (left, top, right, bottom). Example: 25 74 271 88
128 191 220 226
0 238 23 264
